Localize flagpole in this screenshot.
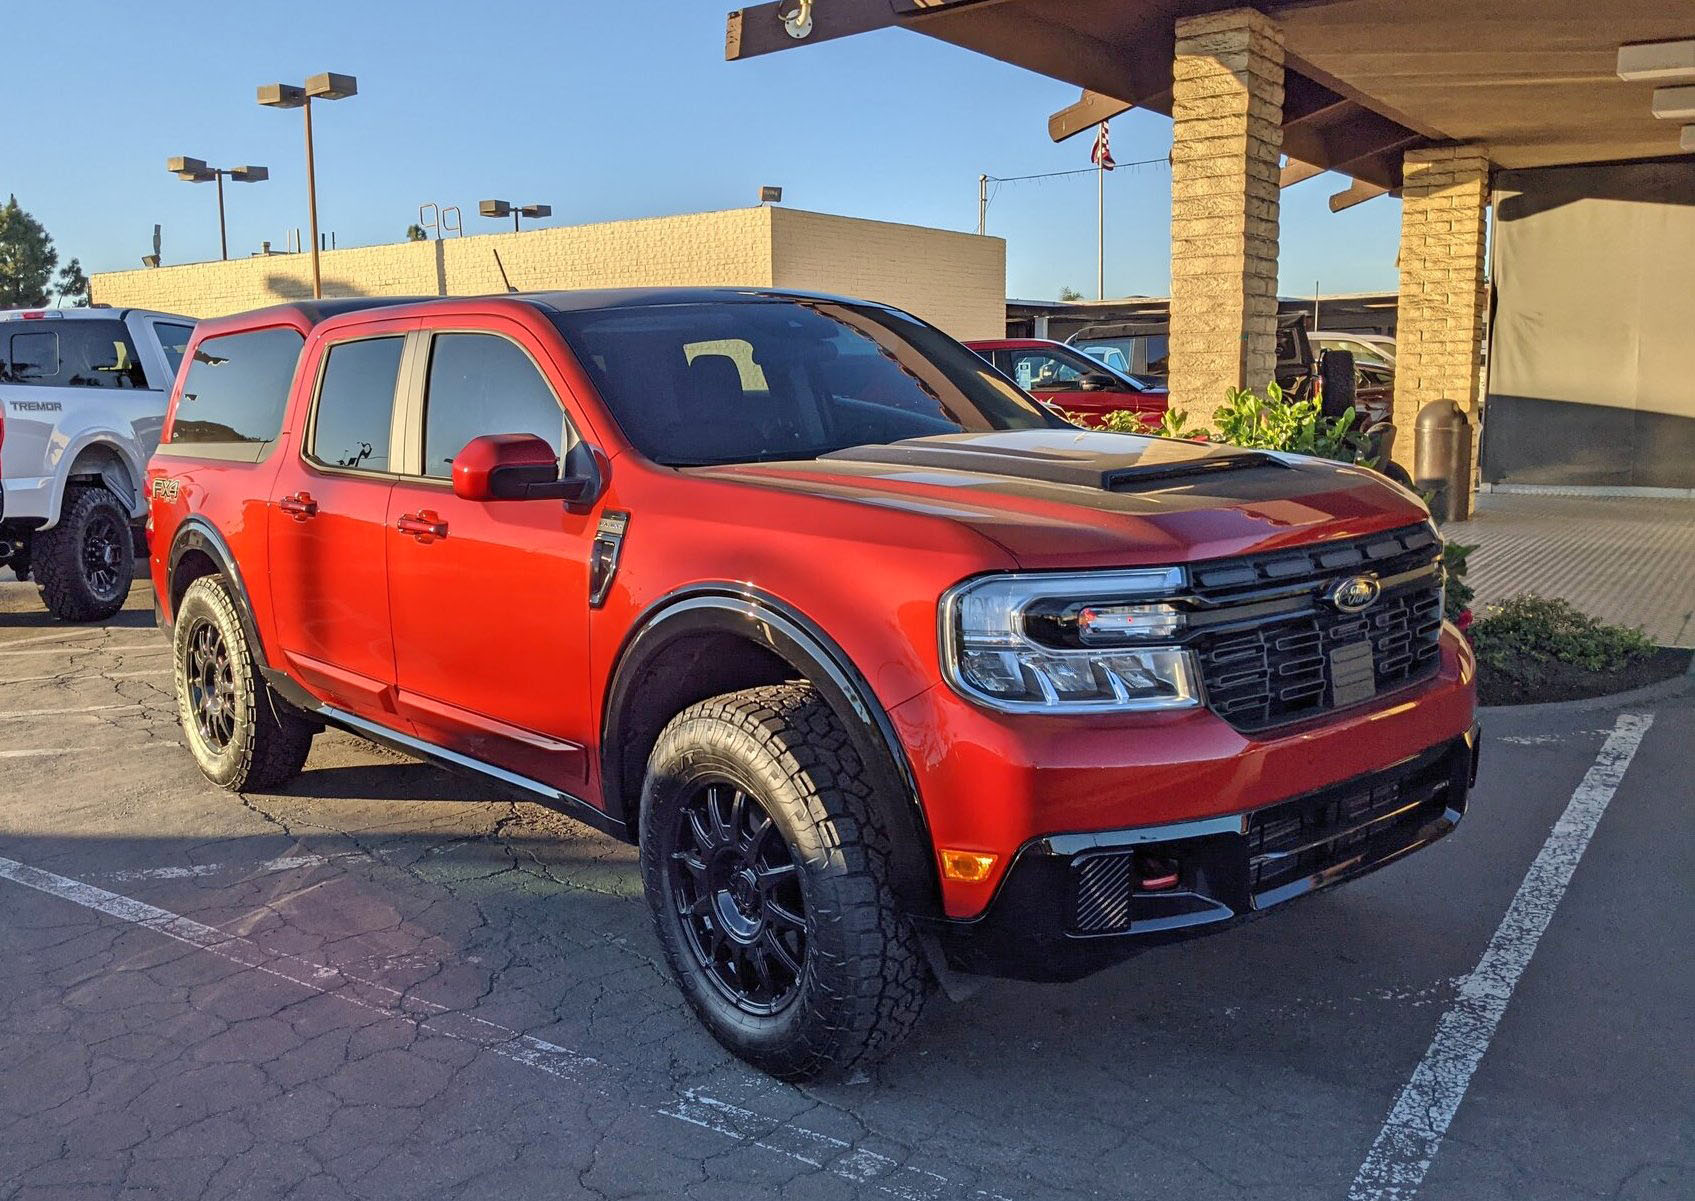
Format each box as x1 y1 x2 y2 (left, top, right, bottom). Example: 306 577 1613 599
1097 154 1105 300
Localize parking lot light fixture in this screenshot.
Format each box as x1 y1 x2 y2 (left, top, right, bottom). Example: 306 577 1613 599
479 199 551 232
258 72 358 298
167 156 269 261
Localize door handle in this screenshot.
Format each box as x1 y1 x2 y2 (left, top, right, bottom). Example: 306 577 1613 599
278 491 317 518
396 511 447 540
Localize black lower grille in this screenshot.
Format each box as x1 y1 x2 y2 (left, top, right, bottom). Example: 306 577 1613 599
1188 524 1444 732
1073 853 1134 933
1246 747 1456 901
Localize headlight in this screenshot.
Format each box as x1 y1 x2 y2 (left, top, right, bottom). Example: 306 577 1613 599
940 569 1201 713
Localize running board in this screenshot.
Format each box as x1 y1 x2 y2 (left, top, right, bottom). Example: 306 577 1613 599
317 704 629 841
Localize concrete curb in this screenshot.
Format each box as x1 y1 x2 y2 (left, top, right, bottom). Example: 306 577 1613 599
1478 670 1693 719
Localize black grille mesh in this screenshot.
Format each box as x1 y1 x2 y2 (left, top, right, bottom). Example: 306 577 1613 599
1072 853 1134 933
1190 525 1443 732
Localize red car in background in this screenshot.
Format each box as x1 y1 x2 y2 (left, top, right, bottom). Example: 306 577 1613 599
967 338 1168 427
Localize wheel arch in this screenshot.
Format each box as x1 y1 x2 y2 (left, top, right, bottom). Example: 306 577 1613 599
165 518 268 670
602 586 942 920
54 433 148 521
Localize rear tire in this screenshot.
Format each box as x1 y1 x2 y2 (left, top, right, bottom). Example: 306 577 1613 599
34 486 133 622
173 577 316 791
640 684 932 1081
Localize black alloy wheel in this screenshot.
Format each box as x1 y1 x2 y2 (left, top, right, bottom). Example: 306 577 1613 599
81 512 127 602
185 618 237 752
670 781 808 1015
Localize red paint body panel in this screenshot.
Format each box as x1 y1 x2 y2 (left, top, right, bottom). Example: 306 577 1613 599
149 292 1474 930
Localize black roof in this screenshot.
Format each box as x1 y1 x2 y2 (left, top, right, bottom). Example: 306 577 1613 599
211 288 871 331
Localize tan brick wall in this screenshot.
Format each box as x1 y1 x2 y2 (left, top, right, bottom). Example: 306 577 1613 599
769 208 1007 340
1393 145 1490 468
89 206 1005 340
1169 7 1284 407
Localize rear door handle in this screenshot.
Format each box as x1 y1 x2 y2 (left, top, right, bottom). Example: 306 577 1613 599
278 491 317 518
396 511 447 540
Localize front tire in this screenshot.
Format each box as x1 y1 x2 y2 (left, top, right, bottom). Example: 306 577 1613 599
34 486 133 621
173 577 316 791
640 684 932 1081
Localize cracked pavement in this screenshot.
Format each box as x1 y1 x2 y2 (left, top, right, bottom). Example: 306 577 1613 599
0 575 1688 1200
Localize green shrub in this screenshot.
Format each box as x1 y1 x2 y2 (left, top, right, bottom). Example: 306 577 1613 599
1442 541 1476 624
1471 595 1655 679
1099 381 1367 465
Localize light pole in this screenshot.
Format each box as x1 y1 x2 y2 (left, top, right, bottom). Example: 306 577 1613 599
257 72 358 299
167 158 268 260
478 199 552 232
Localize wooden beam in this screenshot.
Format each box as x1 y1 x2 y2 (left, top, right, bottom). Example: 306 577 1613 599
1049 90 1133 144
725 0 899 61
1280 159 1324 188
1329 178 1389 212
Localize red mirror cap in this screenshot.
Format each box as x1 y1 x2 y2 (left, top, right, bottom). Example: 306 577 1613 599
451 433 557 500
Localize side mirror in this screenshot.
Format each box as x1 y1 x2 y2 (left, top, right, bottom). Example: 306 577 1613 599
1078 372 1116 392
452 433 605 511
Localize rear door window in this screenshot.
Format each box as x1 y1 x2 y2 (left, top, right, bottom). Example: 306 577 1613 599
168 326 305 452
310 337 405 473
420 333 566 478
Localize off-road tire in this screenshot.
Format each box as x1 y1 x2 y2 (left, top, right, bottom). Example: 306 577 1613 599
173 577 316 791
640 684 932 1080
34 486 133 621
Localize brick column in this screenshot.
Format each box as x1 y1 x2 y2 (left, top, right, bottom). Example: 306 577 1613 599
1392 145 1490 469
1169 8 1284 406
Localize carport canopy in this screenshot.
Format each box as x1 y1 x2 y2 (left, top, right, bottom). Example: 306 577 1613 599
726 0 1692 185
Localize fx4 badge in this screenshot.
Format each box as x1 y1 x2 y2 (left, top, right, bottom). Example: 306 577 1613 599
1325 574 1381 613
150 477 181 502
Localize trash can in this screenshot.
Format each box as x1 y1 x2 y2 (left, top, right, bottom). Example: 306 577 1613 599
1414 400 1473 523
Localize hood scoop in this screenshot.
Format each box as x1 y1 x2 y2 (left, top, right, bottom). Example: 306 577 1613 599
821 434 1290 493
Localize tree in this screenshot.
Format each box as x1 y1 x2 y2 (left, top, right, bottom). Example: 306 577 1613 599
405 224 429 242
1058 285 1084 301
55 258 88 307
0 194 59 307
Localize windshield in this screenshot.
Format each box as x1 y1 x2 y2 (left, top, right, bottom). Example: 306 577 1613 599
552 299 1065 467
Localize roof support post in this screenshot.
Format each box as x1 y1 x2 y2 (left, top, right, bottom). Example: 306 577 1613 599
1169 7 1285 404
1392 144 1490 477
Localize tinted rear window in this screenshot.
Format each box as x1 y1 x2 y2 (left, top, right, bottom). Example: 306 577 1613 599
2 319 146 389
168 327 305 448
551 300 1061 467
309 337 405 473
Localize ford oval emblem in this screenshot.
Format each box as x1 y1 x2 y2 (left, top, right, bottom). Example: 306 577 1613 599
1326 574 1381 613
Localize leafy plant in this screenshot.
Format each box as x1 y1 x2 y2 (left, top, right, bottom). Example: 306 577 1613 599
1097 381 1367 464
1470 595 1654 682
1442 541 1475 624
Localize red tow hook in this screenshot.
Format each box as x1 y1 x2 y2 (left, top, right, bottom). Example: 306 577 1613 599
1136 855 1180 892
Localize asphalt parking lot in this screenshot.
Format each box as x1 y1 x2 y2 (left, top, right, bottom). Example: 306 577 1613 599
0 575 1689 1201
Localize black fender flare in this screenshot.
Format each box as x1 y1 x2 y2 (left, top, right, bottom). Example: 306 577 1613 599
602 585 942 920
165 518 269 670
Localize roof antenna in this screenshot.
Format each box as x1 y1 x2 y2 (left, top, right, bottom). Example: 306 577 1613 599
491 247 517 293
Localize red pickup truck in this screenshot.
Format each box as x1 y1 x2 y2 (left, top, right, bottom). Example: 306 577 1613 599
147 290 1477 1080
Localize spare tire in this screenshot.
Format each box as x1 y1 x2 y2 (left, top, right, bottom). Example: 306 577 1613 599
1318 348 1357 420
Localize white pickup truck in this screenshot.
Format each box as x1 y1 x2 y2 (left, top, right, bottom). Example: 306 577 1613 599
1 306 194 620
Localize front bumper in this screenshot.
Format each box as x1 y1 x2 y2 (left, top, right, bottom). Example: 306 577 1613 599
921 725 1478 982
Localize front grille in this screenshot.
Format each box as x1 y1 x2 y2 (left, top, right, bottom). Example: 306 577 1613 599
1246 746 1455 900
1188 524 1444 732
1073 853 1134 933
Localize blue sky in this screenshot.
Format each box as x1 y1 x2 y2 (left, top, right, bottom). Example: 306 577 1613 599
5 1 1402 300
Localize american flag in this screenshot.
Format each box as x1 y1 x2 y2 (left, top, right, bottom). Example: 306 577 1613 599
1091 121 1116 171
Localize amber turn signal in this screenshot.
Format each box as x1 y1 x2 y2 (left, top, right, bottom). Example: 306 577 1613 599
939 850 998 883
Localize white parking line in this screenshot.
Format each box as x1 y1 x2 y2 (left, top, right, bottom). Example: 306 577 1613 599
0 630 149 650
0 668 171 685
1347 711 1654 1201
0 743 175 759
0 703 143 720
104 854 330 881
0 852 995 1200
0 644 167 657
